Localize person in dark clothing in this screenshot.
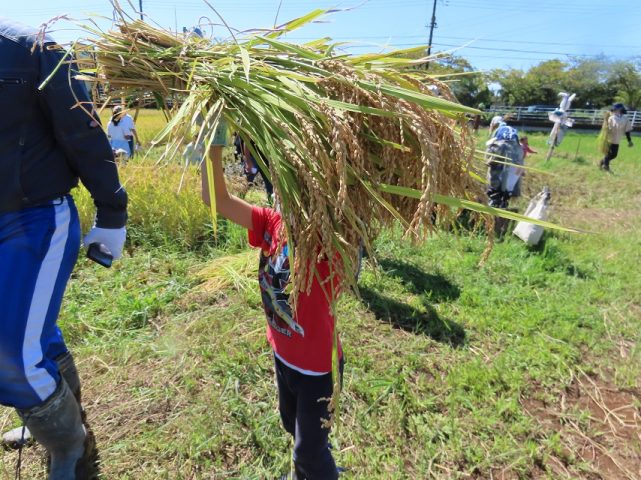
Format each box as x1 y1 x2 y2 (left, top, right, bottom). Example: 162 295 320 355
486 124 524 209
233 131 244 164
239 136 274 201
0 17 127 479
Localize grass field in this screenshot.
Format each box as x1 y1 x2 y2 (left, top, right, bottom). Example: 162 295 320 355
1 116 639 479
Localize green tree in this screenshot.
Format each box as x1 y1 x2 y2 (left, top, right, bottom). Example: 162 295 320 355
566 57 616 108
489 57 641 109
428 56 495 108
609 59 641 110
490 68 532 105
491 60 568 106
451 73 494 108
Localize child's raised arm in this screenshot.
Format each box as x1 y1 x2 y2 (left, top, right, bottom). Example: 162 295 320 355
201 145 254 230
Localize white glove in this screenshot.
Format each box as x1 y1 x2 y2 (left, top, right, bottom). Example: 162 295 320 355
83 227 126 260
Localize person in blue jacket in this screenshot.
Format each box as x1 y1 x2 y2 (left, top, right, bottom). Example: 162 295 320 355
0 18 128 479
485 122 524 210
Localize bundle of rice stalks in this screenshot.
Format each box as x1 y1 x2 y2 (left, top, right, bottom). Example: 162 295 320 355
596 110 612 156
70 5 489 300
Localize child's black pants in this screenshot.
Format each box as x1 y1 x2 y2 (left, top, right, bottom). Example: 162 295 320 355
275 356 344 480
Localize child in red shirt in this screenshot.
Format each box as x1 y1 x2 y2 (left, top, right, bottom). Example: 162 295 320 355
511 136 537 198
202 139 343 480
519 136 537 159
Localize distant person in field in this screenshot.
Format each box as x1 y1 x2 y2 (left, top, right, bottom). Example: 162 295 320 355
0 17 127 479
486 123 524 209
202 124 344 480
511 135 537 199
599 103 634 172
121 109 141 158
238 135 274 203
520 136 537 159
233 131 243 164
472 113 481 133
488 113 505 137
107 105 132 159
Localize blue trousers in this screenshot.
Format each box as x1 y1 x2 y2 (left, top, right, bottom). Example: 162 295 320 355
0 196 80 409
275 356 343 480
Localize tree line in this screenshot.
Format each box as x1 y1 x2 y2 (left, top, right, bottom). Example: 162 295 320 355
428 56 641 111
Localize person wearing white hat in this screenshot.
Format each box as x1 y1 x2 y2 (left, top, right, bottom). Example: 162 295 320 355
107 105 132 158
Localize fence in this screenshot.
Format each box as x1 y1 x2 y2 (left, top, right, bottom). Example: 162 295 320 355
484 107 641 130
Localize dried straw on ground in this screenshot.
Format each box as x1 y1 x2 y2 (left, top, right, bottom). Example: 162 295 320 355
72 6 483 300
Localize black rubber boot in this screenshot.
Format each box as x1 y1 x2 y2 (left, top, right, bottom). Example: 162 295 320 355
3 351 82 449
55 351 82 404
18 380 96 480
55 353 100 479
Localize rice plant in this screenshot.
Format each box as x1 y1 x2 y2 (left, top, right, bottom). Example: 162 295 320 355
61 3 578 328
68 3 489 298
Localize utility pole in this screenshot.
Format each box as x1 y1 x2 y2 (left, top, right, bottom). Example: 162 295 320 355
425 0 438 70
139 0 144 20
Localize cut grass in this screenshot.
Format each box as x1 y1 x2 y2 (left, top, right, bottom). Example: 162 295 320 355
1 123 639 479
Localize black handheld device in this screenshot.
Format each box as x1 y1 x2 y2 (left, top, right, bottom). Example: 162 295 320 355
87 243 113 268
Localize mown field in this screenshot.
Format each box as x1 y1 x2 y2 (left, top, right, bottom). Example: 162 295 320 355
1 112 640 479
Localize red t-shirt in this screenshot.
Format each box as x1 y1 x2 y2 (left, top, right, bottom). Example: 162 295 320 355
521 143 536 158
248 207 341 375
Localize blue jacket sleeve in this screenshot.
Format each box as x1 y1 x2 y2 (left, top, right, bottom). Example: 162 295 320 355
37 42 128 229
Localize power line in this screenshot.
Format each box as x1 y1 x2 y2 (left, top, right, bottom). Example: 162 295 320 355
436 35 641 50
285 33 641 50
433 42 604 58
448 0 641 15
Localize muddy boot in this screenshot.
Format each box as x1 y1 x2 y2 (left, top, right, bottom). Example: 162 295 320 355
18 379 98 480
75 424 100 480
3 351 82 450
55 352 82 404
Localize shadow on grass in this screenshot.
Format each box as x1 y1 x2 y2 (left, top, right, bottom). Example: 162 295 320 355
527 236 592 279
360 259 466 347
378 259 461 301
572 155 589 165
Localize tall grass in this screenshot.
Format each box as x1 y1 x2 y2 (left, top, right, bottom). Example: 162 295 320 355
73 155 248 253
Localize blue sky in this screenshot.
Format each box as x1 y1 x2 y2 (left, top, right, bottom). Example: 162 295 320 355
5 0 640 72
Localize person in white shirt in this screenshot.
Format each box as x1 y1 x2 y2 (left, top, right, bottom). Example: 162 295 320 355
107 105 131 158
119 112 141 158
599 103 634 172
